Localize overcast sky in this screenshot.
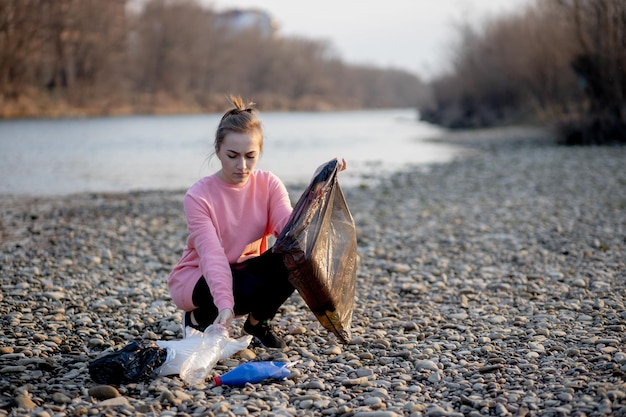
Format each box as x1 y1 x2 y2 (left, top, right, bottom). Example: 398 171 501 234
209 0 534 80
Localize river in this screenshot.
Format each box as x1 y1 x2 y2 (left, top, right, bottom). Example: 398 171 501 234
0 108 462 196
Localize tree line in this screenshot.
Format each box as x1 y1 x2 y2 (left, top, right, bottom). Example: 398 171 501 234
0 0 425 118
418 0 625 144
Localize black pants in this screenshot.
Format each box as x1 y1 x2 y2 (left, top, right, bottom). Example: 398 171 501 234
191 249 295 325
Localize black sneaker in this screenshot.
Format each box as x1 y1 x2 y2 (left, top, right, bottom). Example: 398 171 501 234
243 318 286 348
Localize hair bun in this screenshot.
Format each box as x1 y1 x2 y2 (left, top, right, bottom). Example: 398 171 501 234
228 94 256 113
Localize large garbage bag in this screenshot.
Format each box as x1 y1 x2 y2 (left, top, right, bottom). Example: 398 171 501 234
88 341 167 385
273 159 357 343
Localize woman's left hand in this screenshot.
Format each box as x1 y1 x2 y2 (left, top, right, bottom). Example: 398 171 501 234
313 157 348 178
336 158 347 172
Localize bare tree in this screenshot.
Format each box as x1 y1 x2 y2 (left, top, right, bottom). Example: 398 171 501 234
554 0 625 143
0 0 45 100
1 0 428 117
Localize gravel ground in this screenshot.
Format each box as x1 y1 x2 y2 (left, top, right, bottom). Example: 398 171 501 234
1 126 625 417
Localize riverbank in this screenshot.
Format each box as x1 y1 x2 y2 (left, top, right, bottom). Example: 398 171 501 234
1 127 625 416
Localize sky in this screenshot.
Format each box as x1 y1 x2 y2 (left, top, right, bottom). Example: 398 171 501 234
209 0 535 80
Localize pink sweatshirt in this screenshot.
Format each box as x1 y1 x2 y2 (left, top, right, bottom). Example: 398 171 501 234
168 170 293 312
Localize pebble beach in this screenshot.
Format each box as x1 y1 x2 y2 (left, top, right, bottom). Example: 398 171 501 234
1 126 625 417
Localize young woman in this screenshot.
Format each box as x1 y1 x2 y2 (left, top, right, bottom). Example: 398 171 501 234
168 95 346 348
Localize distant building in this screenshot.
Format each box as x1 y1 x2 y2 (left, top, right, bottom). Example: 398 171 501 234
216 8 278 38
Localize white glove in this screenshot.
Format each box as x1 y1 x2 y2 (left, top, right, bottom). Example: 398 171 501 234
214 308 234 327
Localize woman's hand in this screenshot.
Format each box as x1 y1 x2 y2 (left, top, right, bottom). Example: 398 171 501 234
214 308 234 327
336 157 347 172
313 157 348 177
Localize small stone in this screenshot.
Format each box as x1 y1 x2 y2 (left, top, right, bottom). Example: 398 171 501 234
364 396 384 409
428 372 442 383
306 379 325 390
353 412 399 417
488 316 507 324
324 345 341 355
88 385 120 400
159 390 178 405
212 401 230 413
99 396 130 407
15 394 36 410
356 368 375 378
237 348 256 360
52 392 72 404
350 336 365 345
299 399 314 409
416 360 439 371
289 325 307 335
343 377 369 386
479 364 504 373
426 405 464 417
1 365 27 373
557 392 573 402
73 405 89 416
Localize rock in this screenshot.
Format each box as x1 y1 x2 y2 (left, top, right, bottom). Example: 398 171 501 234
52 392 72 404
416 360 439 371
88 385 120 400
99 396 131 407
324 345 341 355
15 393 36 410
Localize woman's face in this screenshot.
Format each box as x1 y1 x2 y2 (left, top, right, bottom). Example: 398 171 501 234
216 131 261 185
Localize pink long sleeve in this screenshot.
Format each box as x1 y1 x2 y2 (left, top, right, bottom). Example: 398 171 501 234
168 170 293 312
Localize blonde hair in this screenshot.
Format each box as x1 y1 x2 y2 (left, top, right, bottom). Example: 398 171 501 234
214 95 264 152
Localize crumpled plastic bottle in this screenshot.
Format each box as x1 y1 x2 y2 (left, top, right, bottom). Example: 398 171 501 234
179 324 229 385
213 361 296 387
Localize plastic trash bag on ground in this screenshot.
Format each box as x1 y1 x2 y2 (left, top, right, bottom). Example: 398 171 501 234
273 159 357 343
156 325 252 377
88 340 167 385
88 324 252 385
156 327 252 378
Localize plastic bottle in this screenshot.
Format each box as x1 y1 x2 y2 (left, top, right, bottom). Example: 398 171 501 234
179 324 229 385
213 361 294 387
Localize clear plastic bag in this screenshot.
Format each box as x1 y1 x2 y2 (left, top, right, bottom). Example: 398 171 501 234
273 159 357 343
156 329 252 377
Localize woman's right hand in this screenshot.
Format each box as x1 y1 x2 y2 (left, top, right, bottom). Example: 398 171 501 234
214 308 234 327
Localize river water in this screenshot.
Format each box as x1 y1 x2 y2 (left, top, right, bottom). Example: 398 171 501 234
0 108 463 197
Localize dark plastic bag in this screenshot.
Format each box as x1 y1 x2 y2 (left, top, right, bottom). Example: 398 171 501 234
273 159 357 343
88 340 167 385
